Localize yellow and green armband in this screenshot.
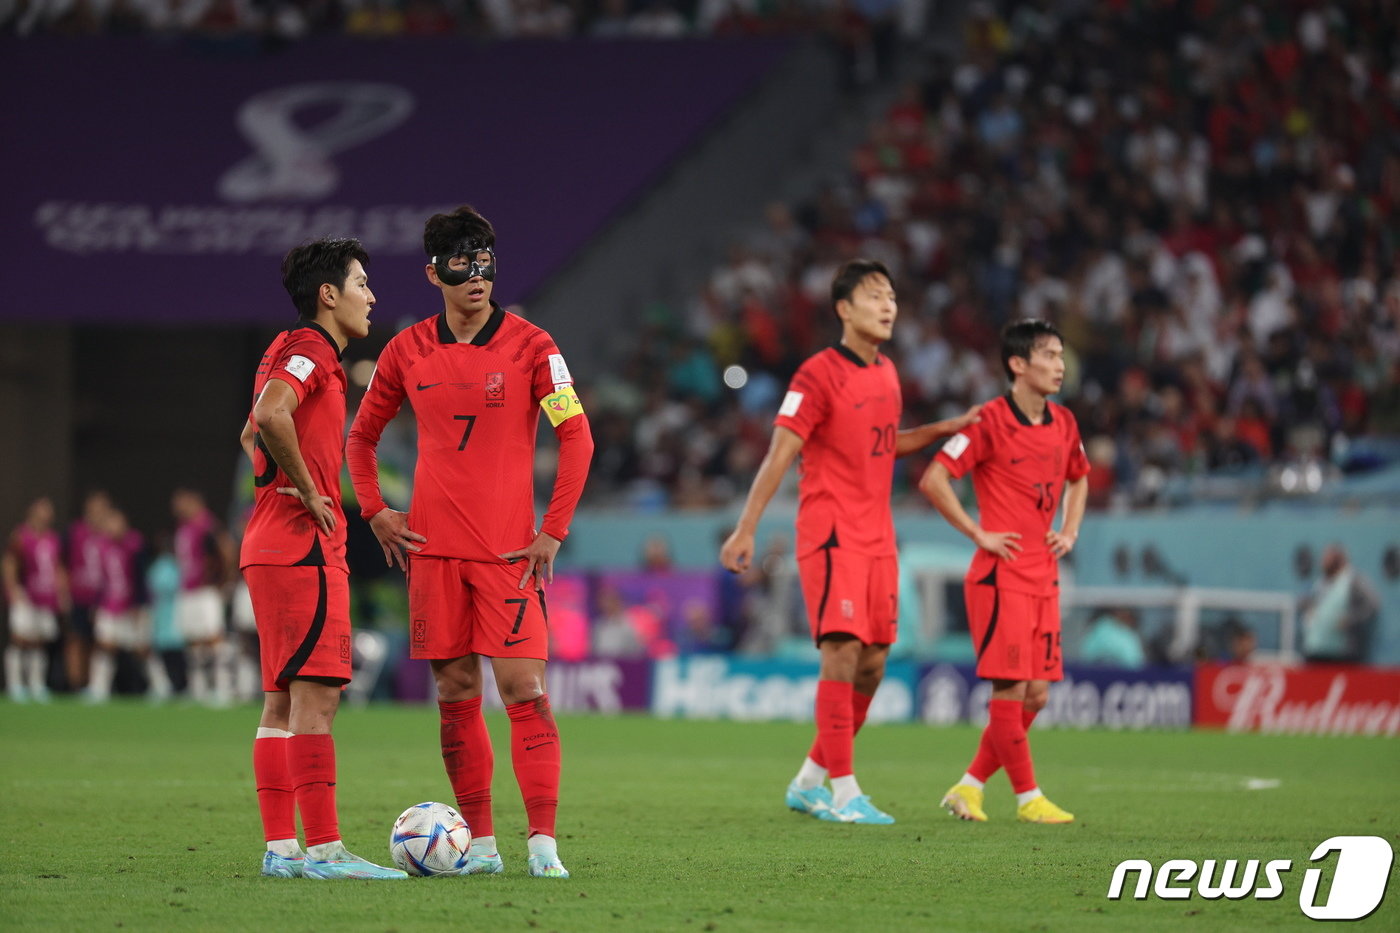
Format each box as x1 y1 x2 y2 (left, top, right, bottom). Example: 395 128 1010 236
540 386 585 426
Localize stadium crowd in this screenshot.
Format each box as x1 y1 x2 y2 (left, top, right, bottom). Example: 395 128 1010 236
1 0 925 44
580 0 1400 512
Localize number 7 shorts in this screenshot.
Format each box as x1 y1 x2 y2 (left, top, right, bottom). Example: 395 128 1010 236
406 556 549 661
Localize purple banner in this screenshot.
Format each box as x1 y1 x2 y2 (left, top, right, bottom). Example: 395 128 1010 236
1 37 788 323
917 663 1194 729
595 570 722 655
394 655 652 712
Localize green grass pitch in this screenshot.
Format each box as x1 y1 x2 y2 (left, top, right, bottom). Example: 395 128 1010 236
1 701 1396 932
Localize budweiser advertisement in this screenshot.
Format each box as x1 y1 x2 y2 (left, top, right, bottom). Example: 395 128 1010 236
1195 663 1400 736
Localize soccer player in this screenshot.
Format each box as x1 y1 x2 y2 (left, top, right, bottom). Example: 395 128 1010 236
347 205 593 878
171 487 234 705
85 506 159 703
64 490 112 691
3 496 67 703
239 236 405 880
918 318 1089 824
719 259 981 825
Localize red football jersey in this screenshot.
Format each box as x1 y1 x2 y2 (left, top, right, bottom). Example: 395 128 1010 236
933 394 1090 595
775 345 903 559
347 305 589 561
239 322 348 570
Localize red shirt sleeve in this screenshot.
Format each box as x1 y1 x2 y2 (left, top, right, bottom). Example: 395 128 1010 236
933 418 988 480
346 341 406 521
772 360 829 440
540 413 594 542
1063 409 1090 482
266 333 329 404
531 338 593 542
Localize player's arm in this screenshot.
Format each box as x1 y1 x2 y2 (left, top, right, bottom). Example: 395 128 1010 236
918 461 1022 560
895 403 983 456
501 411 595 589
720 426 804 573
54 562 70 614
252 378 337 535
238 418 257 465
1047 475 1088 558
346 354 424 571
1 535 22 605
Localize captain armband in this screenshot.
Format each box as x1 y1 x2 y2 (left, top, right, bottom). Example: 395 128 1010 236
540 385 585 427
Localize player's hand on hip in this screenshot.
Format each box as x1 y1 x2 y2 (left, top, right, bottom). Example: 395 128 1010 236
974 529 1022 560
1046 529 1077 558
368 508 426 571
719 530 754 573
277 486 338 536
499 532 561 590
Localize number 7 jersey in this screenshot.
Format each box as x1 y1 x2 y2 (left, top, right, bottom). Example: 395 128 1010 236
347 304 589 562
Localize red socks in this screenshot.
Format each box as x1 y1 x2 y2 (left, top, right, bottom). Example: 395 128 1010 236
967 704 1039 782
505 695 560 839
814 680 855 778
809 686 872 770
253 735 295 843
288 733 338 847
984 698 1037 793
439 697 495 839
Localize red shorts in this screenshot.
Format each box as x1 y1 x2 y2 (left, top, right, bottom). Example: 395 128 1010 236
796 548 897 646
965 580 1062 682
407 556 549 661
245 564 352 692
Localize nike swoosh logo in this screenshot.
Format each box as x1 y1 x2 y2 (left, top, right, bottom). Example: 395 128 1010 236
503 637 531 647
416 382 443 391
524 742 554 751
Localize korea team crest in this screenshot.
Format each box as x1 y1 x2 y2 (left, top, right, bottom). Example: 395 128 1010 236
485 372 504 401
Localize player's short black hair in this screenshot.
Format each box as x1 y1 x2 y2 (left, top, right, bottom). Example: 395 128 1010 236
423 204 496 258
281 237 370 320
830 259 893 315
1000 318 1064 381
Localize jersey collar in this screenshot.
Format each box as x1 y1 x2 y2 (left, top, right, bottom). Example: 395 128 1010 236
290 320 343 360
1005 391 1053 425
833 343 880 368
436 302 506 346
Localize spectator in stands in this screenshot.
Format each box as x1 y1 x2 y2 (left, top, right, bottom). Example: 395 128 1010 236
1300 543 1380 664
590 583 647 659
1219 616 1256 666
1079 607 1145 670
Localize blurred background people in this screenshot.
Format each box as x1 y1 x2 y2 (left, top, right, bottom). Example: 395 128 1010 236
3 497 67 702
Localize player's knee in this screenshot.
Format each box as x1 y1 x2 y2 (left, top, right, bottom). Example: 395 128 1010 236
496 675 544 706
1024 688 1049 712
854 663 885 691
259 692 291 729
432 658 482 699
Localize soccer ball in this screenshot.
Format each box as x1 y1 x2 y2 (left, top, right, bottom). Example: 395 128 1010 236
389 801 472 876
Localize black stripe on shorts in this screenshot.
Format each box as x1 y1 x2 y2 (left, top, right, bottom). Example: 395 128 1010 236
278 566 327 684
